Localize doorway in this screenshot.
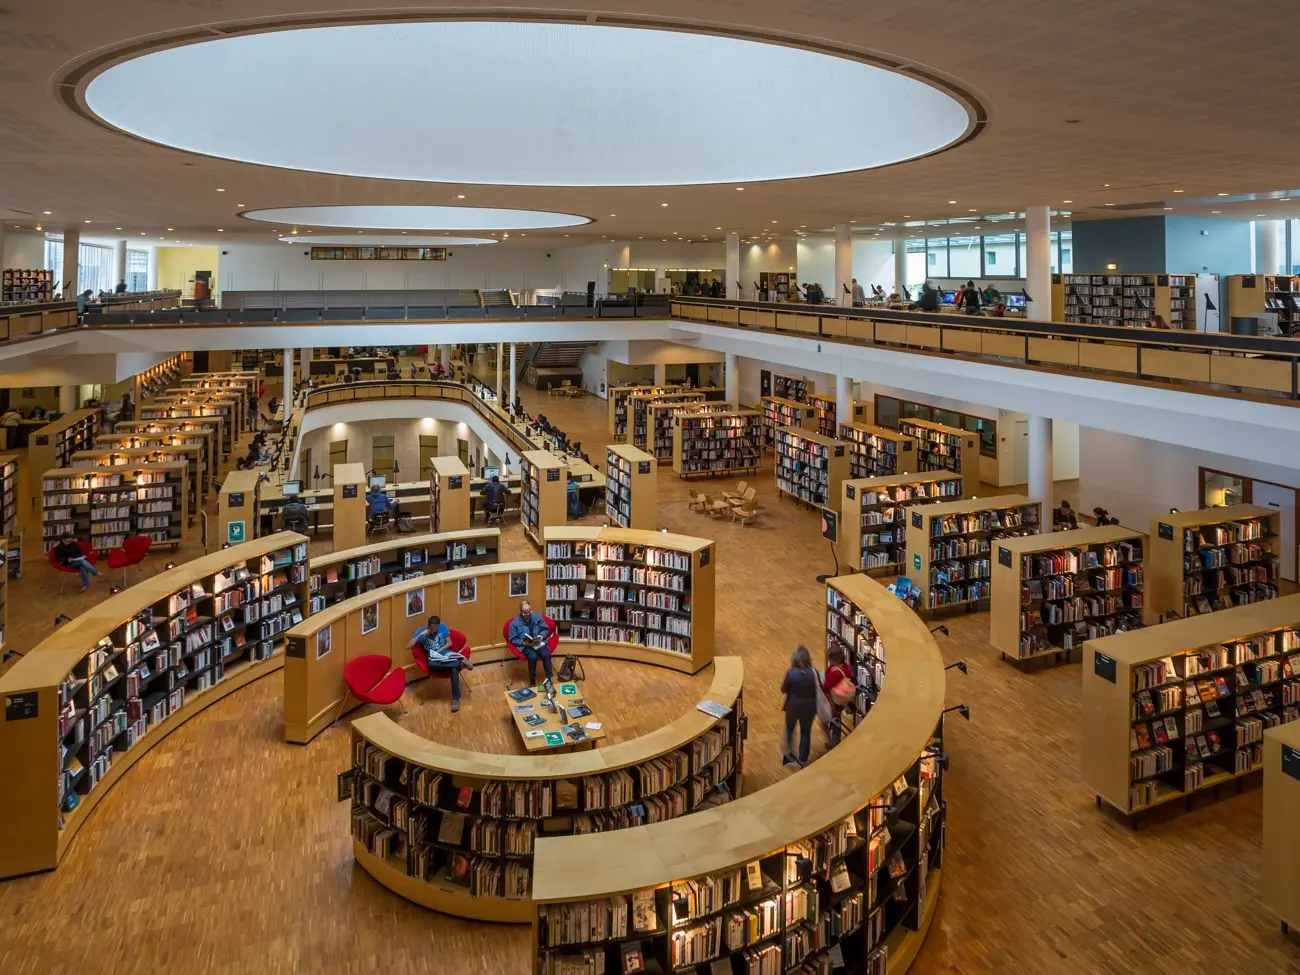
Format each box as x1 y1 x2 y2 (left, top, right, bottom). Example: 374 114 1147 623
457 438 469 464
1013 421 1029 485
419 435 439 477
372 434 395 479
329 439 348 477
1253 480 1297 582
298 447 311 489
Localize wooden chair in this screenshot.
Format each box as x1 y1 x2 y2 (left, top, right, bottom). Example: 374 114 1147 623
729 486 757 507
687 489 708 512
731 501 758 526
706 496 732 518
721 480 748 502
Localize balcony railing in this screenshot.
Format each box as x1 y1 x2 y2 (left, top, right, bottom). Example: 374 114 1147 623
670 297 1300 403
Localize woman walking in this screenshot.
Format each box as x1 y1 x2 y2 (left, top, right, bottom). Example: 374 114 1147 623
822 644 855 748
781 645 818 768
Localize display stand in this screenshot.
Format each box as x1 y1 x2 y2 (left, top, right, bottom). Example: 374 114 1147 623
428 456 472 533
895 419 978 498
839 421 920 479
773 425 848 508
520 450 566 549
990 526 1147 665
1081 595 1300 819
1146 504 1281 624
904 495 1041 613
0 533 309 878
218 470 262 547
544 526 715 674
671 408 762 479
333 463 368 553
604 444 658 530
837 473 964 574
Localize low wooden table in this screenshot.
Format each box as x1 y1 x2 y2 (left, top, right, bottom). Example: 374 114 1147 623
506 682 606 752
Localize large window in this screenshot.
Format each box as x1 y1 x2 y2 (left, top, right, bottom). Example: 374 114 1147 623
43 236 115 294
876 394 998 458
927 238 950 278
948 236 980 280
127 250 148 292
896 227 1074 285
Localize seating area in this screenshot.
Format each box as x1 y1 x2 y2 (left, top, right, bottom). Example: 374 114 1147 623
686 482 760 525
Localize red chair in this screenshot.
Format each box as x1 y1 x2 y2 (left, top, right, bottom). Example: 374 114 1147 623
341 654 407 719
502 615 559 684
106 535 152 586
412 629 470 679
48 542 99 594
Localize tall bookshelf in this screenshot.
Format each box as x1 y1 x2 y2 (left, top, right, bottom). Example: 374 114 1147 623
428 456 472 533
531 573 948 975
839 422 919 479
630 391 721 451
1228 274 1300 334
895 419 976 499
605 444 658 531
0 534 8 660
30 409 101 492
521 450 567 549
760 395 813 449
42 462 188 554
0 533 309 878
0 454 19 576
648 401 735 465
115 420 219 481
806 391 839 438
346 658 743 922
308 529 500 613
672 409 762 479
838 473 964 575
1081 595 1300 818
990 526 1147 664
140 401 233 457
72 445 204 521
2 267 53 302
609 385 679 441
95 432 212 508
1061 273 1197 328
1263 718 1300 932
772 374 810 402
1146 505 1281 624
544 527 715 674
773 426 848 508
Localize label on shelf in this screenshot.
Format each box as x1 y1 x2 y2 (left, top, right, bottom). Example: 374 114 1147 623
1093 652 1117 684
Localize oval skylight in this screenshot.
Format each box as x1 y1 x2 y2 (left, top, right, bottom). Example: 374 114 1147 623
84 21 973 187
278 234 499 246
245 205 588 231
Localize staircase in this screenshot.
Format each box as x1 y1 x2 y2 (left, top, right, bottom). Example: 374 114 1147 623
518 341 596 391
479 289 515 307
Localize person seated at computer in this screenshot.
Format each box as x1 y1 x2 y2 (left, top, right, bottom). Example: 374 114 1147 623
567 474 582 519
480 475 507 520
408 614 474 713
281 494 310 530
366 484 395 522
1054 500 1079 530
509 601 553 686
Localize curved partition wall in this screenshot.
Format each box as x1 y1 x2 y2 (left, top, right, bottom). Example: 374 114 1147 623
345 659 744 922
0 533 309 878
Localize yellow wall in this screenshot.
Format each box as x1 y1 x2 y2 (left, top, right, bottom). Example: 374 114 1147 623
155 247 219 295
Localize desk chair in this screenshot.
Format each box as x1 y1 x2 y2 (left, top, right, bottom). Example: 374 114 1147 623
483 500 505 526
367 510 393 537
283 511 310 534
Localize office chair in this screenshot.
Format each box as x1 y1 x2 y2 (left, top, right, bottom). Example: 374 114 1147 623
283 511 310 534
367 510 393 536
483 500 505 526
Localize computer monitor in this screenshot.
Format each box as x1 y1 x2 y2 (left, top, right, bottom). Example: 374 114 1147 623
282 480 302 497
368 474 387 489
1007 294 1027 310
481 465 500 480
942 290 959 304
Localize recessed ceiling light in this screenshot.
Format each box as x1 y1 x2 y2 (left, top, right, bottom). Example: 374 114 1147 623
968 209 977 212
1103 183 1110 187
237 203 245 207
42 210 51 215
217 228 224 231
948 200 956 204
1164 207 1172 211
1217 192 1229 196
1063 200 1073 204
1104 203 1114 206
35 225 42 231
456 194 465 199
84 219 91 223
903 214 911 218
1173 189 1184 193
115 227 122 230
661 203 668 207
216 188 225 192
735 187 744 191
1212 210 1221 214
167 227 173 231
140 232 146 235
1258 213 1267 217
771 220 777 224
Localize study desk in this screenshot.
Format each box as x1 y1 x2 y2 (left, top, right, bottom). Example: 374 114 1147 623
507 683 606 752
258 480 432 533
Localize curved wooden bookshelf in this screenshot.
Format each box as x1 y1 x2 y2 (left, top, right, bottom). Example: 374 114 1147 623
347 659 744 923
530 573 948 975
0 532 309 879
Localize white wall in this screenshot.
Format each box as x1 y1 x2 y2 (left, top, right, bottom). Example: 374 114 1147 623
298 417 497 481
627 242 726 270
740 241 797 298
1079 427 1300 532
218 242 618 294
852 240 894 293
737 356 835 410
796 234 835 294
2 230 46 270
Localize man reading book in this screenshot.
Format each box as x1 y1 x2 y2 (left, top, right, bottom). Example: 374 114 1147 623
508 601 553 685
408 615 474 713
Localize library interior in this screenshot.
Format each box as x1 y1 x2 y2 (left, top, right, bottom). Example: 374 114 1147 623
4 4 1300 975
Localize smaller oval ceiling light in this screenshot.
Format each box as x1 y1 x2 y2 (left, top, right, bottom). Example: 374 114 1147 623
242 205 589 231
278 234 498 246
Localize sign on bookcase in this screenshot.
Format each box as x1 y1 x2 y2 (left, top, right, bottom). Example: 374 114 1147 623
1093 652 1117 684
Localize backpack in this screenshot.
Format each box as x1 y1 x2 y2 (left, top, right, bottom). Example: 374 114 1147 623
556 654 585 682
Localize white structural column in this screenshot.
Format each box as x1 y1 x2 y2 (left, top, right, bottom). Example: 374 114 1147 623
300 347 311 381
112 240 127 290
893 236 907 296
726 232 740 299
441 344 452 372
62 227 81 296
283 346 294 401
835 372 853 430
509 342 518 408
59 386 77 414
1024 205 1052 321
146 246 159 291
653 363 667 386
834 224 853 307
496 342 504 403
1256 220 1283 275
1027 415 1054 516
724 351 739 405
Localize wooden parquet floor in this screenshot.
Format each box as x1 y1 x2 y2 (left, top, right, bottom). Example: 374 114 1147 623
2 366 1298 975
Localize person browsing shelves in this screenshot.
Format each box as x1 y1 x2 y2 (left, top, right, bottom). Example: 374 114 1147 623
408 614 474 713
822 644 854 749
509 601 553 685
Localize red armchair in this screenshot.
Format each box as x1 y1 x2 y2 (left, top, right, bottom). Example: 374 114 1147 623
413 629 470 679
106 535 152 585
502 615 559 684
343 654 407 711
48 542 98 594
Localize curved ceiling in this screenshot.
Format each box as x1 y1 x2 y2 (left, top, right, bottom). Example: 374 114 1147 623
242 205 590 231
278 235 498 246
1 2 1296 246
83 21 972 187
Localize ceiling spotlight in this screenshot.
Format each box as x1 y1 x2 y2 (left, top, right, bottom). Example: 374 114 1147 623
771 220 777 224
1211 210 1222 214
167 227 173 231
217 228 224 232
1104 203 1115 206
948 200 956 204
715 226 722 230
1063 200 1073 204
968 209 977 212
42 210 51 215
116 227 123 230
35 225 42 231
609 214 616 217
216 187 225 192
735 187 744 191
84 219 91 223
1217 192 1229 196
1164 207 1172 211
237 203 245 207
661 203 668 207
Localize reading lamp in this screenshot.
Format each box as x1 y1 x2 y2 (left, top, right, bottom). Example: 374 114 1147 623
945 661 968 674
943 704 971 720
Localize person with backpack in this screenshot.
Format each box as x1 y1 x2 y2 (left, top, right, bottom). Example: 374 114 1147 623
822 645 855 748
